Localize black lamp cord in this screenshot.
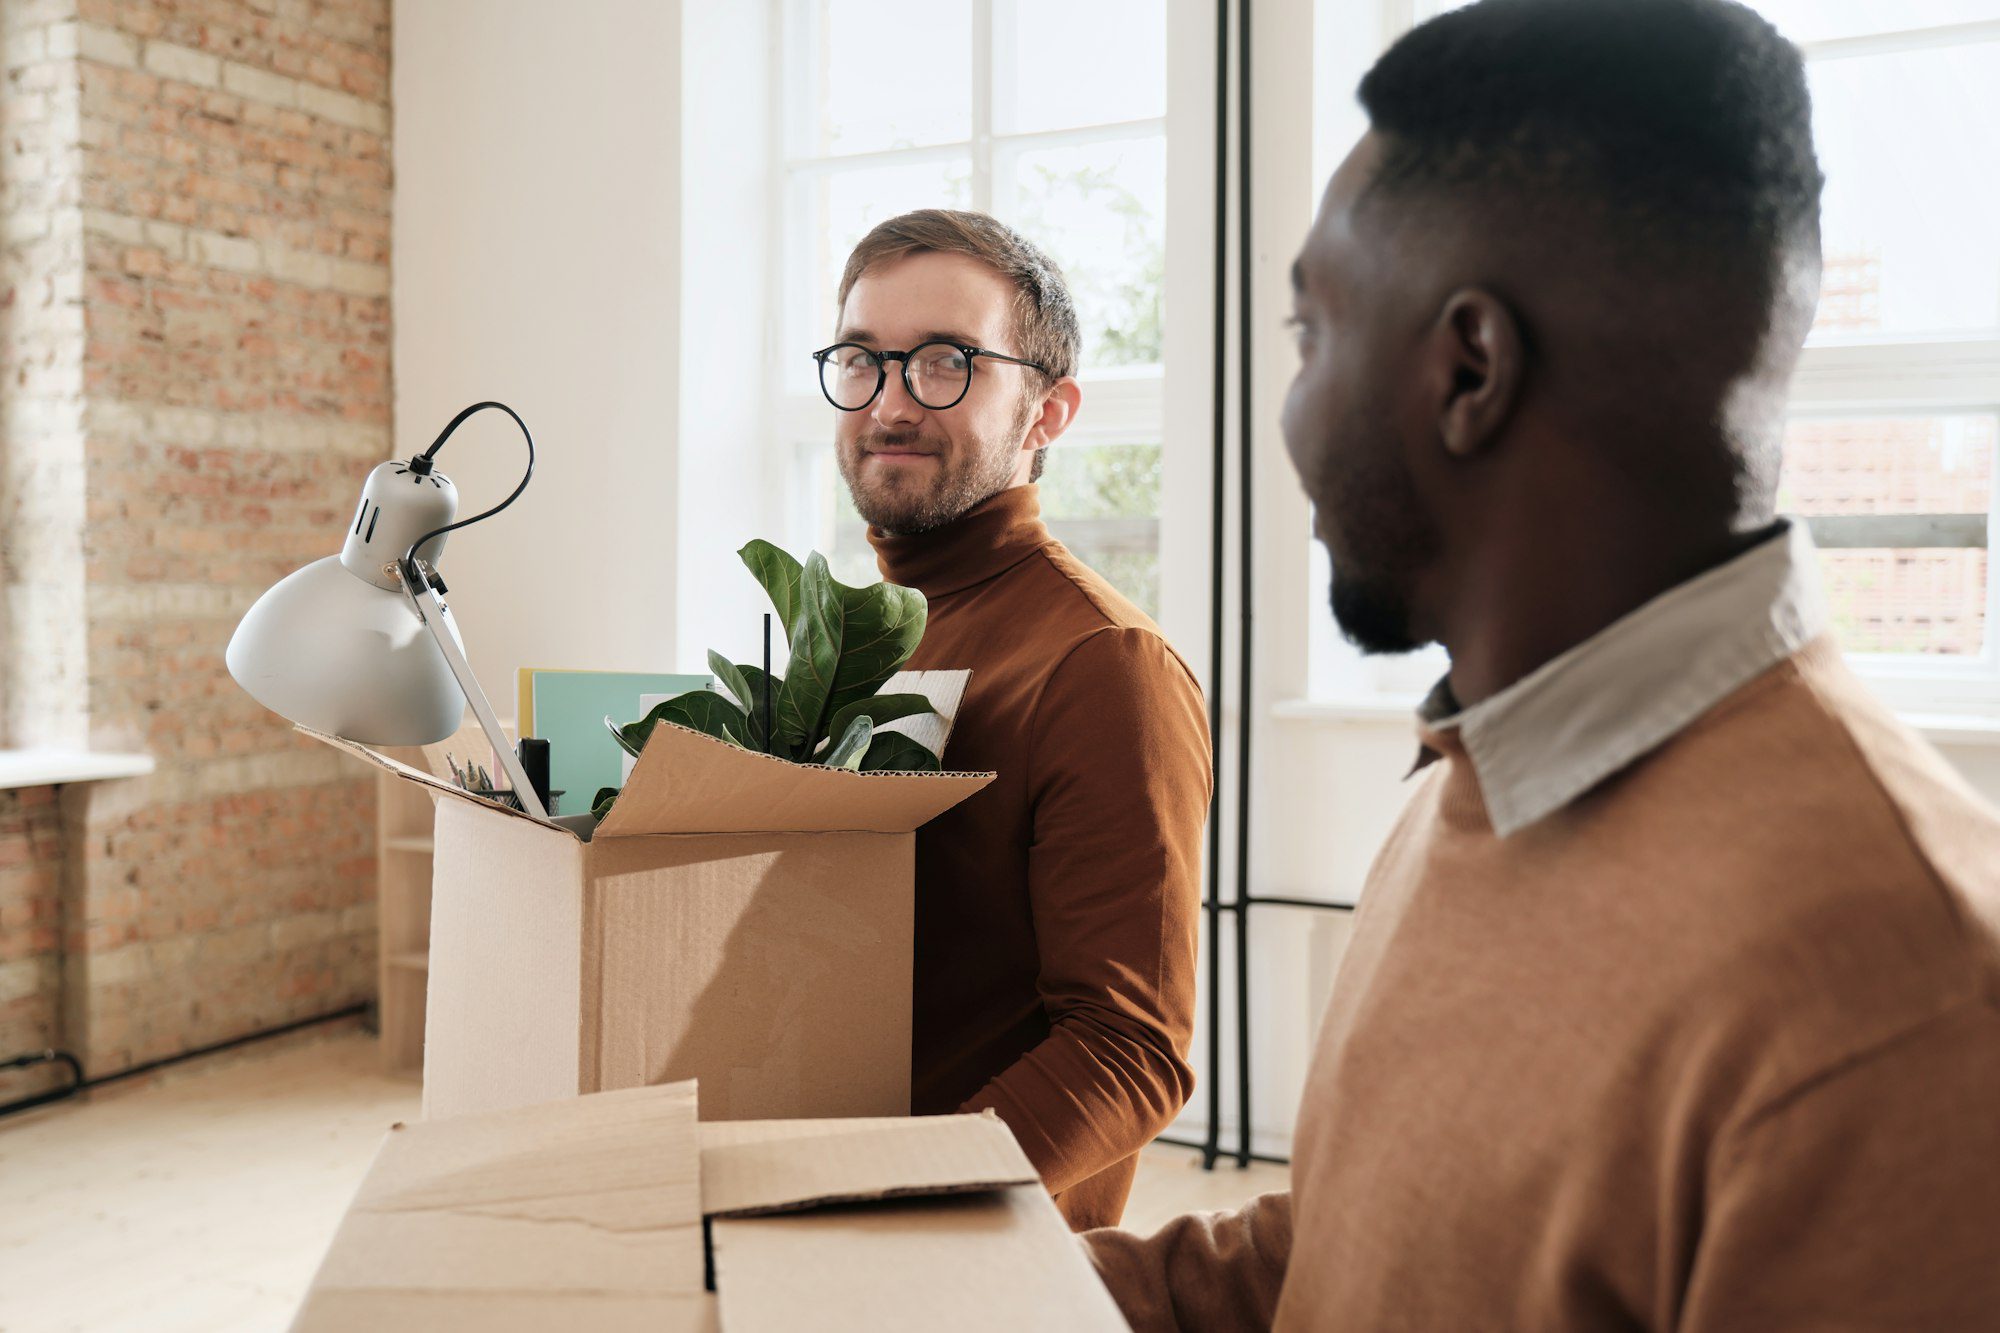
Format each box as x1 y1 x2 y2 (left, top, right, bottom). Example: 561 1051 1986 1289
399 400 537 592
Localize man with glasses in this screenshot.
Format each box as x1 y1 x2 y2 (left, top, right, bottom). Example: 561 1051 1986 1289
822 209 1209 1232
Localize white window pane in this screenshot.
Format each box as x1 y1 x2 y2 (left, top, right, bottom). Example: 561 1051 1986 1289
1750 1 2000 45
992 0 1166 135
1001 135 1166 370
1806 39 2000 340
1040 442 1162 616
1780 414 1994 657
793 157 974 389
803 0 971 156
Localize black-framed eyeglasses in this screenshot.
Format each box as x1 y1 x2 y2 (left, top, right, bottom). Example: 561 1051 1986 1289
811 340 1051 412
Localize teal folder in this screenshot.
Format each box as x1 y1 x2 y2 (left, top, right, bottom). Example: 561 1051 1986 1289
519 669 713 814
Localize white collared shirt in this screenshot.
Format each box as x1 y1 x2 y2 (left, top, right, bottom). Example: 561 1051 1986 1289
1417 521 1829 837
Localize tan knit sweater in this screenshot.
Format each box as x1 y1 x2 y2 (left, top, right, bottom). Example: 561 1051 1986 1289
1088 637 2000 1329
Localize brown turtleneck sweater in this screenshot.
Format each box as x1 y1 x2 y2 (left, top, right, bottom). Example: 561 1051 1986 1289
870 483 1210 1232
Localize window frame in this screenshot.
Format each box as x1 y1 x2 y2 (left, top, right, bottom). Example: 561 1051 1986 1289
771 0 1207 642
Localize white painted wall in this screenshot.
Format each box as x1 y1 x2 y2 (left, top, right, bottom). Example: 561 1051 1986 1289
394 0 685 697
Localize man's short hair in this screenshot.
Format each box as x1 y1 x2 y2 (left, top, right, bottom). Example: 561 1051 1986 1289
838 209 1080 481
1357 0 1823 339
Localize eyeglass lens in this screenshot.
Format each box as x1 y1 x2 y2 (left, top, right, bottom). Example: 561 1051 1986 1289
821 342 973 411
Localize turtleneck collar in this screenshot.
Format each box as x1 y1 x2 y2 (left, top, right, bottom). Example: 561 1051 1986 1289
868 483 1054 599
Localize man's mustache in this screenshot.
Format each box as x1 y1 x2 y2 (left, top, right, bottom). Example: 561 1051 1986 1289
855 430 946 454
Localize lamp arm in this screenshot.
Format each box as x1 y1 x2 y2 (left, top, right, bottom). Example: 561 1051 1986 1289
398 564 549 822
399 400 537 590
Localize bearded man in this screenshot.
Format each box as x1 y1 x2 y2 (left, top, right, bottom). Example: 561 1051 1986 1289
819 209 1209 1232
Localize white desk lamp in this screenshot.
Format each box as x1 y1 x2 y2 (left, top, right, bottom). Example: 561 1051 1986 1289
226 401 548 819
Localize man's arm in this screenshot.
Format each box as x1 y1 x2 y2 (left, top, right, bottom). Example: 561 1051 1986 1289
961 626 1211 1193
1083 1192 1294 1333
1681 1000 2000 1331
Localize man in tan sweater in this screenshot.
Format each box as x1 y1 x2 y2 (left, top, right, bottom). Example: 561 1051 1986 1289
1086 0 2000 1327
821 210 1210 1230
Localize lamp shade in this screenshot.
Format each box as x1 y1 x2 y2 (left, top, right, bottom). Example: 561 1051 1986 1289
227 456 466 746
227 554 467 745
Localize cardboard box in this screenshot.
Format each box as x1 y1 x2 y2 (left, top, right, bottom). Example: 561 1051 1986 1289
304 688 991 1124
292 1081 1129 1331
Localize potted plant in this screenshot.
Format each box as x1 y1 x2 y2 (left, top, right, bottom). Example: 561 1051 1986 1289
593 540 942 819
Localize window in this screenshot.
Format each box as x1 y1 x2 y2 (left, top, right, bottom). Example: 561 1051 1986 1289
1310 0 2000 710
776 0 1171 617
1761 3 2000 705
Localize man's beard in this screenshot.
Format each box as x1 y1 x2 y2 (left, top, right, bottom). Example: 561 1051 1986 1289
838 407 1030 536
1315 420 1439 656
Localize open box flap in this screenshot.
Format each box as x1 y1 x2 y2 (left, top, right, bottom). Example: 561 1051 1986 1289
595 722 994 838
698 1113 1037 1219
296 725 564 834
293 1081 707 1331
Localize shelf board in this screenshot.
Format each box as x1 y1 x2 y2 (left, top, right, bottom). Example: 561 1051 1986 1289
383 835 435 853
0 748 154 790
385 950 430 973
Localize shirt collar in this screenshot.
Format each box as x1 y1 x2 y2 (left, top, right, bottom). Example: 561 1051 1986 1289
1415 521 1828 837
867 484 1053 599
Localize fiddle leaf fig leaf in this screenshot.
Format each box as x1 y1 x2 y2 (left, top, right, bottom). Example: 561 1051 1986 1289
823 693 937 753
776 552 842 750
605 714 643 759
739 540 805 639
820 571 927 724
591 786 620 820
855 732 941 773
620 690 751 756
708 651 755 714
824 714 873 770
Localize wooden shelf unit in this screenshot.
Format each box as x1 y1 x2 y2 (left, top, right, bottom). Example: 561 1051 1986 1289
375 750 436 1075
375 720 494 1076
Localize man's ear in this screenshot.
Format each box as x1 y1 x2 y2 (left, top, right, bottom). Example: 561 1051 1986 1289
1022 377 1082 456
1425 288 1524 459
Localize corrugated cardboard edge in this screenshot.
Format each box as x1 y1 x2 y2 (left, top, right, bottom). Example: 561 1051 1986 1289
595 721 995 838
699 1113 1038 1218
296 724 567 836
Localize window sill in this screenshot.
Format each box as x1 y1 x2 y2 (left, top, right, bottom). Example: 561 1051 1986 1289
1274 698 2000 748
0 749 155 791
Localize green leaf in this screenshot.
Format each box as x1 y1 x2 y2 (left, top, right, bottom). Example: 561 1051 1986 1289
710 654 785 755
605 714 643 758
775 553 842 751
619 690 751 755
856 733 941 773
819 572 928 727
775 553 928 754
823 694 937 753
591 786 620 820
708 651 755 713
823 714 873 769
739 540 805 639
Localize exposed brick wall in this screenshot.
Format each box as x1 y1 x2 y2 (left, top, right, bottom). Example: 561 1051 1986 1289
0 786 65 1095
0 0 389 1077
2 0 88 751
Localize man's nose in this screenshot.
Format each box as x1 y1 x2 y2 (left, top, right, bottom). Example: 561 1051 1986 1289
872 366 924 428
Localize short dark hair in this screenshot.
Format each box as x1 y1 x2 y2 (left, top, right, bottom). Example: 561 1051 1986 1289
839 209 1079 482
1358 0 1823 337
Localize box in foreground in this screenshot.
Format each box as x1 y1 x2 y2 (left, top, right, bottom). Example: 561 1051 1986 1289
292 1080 1129 1332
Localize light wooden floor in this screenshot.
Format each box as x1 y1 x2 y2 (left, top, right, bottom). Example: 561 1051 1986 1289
0 1024 1288 1333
